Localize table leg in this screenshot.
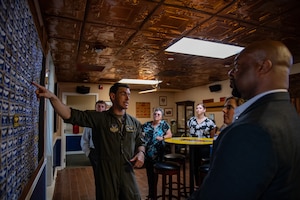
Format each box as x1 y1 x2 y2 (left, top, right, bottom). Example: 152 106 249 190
189 145 195 195
170 143 175 153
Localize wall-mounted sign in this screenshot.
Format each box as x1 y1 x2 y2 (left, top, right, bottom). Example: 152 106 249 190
136 102 151 118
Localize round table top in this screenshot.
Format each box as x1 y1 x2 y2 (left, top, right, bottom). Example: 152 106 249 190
164 137 213 145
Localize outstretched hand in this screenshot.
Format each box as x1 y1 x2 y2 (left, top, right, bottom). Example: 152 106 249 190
31 82 71 119
32 82 54 100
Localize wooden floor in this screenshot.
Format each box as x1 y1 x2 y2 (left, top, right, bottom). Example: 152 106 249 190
52 163 191 200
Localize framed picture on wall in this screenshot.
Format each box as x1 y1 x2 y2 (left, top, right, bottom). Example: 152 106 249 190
164 108 173 117
159 96 167 106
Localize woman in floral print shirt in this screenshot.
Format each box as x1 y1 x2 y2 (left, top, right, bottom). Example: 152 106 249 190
187 103 216 187
143 107 172 200
187 103 216 138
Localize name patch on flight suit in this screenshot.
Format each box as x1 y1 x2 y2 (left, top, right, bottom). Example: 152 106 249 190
125 125 135 132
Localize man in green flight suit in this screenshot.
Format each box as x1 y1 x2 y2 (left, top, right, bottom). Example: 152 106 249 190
33 82 146 200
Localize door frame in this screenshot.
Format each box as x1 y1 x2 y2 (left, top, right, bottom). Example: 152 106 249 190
60 92 98 169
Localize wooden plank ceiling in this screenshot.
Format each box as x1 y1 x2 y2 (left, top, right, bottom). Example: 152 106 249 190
37 0 300 94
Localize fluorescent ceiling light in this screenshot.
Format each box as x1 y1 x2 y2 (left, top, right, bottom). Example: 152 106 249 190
165 37 244 59
139 88 183 94
138 88 158 94
119 79 162 85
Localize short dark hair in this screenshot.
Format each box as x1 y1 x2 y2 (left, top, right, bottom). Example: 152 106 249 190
109 83 129 94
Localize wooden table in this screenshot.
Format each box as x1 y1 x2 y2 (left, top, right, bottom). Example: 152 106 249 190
164 137 213 195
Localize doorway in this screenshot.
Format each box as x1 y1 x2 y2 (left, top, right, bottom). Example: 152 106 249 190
60 92 98 169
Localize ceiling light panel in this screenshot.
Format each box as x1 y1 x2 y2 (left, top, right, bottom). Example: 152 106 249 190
119 79 162 85
165 37 244 59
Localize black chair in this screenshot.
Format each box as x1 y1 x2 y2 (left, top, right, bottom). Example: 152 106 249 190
164 153 188 197
153 161 181 200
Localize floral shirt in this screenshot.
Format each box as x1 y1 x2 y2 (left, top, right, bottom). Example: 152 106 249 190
187 117 216 138
143 120 170 160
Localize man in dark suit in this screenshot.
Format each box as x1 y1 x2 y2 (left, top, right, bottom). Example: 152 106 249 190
190 40 300 200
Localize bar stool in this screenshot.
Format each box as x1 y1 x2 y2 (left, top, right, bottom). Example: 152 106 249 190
153 161 181 200
164 153 187 197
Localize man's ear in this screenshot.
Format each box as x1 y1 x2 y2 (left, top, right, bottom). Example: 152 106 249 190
259 59 272 74
109 93 115 101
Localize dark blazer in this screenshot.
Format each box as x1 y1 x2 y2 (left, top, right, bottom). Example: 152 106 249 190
191 92 300 200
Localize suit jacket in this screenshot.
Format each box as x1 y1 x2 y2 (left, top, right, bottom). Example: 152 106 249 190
191 92 300 200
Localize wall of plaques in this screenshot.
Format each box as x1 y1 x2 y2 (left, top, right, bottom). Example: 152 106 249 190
0 1 43 199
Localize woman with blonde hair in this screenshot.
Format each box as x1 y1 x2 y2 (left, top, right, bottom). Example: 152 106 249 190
187 103 216 187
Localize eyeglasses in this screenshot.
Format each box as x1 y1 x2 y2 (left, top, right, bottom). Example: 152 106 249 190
153 113 161 116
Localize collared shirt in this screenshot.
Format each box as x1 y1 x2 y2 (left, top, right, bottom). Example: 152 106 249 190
80 127 95 157
233 89 288 122
143 120 170 159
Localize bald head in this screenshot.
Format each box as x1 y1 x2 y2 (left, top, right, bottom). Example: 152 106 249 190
240 40 293 69
229 40 293 100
